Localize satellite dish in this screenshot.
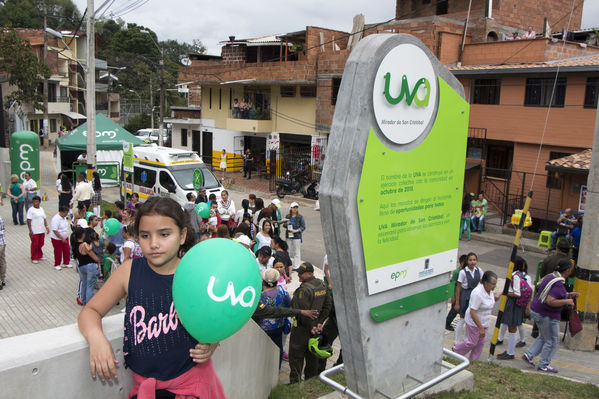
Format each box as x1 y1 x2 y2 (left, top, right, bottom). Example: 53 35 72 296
179 55 192 66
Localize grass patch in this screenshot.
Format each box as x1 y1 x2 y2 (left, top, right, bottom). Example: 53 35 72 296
270 362 599 399
100 200 116 214
270 373 345 399
426 361 599 399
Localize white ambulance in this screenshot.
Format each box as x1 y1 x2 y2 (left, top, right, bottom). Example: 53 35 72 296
123 145 224 204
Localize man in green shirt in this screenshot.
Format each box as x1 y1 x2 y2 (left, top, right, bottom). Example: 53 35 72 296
471 192 488 233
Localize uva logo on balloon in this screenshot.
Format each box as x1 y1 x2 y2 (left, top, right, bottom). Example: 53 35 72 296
207 276 256 308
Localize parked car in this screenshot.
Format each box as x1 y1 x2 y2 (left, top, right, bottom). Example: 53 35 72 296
135 128 170 146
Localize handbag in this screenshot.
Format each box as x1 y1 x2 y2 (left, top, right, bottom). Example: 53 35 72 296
569 298 582 337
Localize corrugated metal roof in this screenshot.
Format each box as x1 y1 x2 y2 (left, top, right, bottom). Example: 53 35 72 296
219 34 284 47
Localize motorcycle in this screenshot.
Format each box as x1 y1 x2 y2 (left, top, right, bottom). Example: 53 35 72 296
276 171 303 198
303 180 319 200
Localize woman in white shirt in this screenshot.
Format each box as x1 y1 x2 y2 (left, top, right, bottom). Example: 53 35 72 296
234 199 252 226
255 219 274 250
23 172 38 212
452 271 500 360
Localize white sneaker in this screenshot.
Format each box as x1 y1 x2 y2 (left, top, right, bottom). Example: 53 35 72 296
62 264 73 269
54 266 62 271
32 260 39 264
40 257 48 261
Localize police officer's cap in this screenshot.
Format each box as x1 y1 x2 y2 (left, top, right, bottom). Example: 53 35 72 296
297 262 314 275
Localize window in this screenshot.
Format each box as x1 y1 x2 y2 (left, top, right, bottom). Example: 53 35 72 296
219 88 222 109
471 79 500 104
546 152 571 189
229 88 233 109
436 0 448 15
159 171 176 192
134 167 156 189
50 119 57 133
209 88 212 109
181 128 188 147
300 86 316 97
584 77 598 108
280 86 296 97
524 78 566 107
332 78 342 105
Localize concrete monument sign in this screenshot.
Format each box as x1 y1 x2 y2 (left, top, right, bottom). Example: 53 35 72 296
320 34 468 398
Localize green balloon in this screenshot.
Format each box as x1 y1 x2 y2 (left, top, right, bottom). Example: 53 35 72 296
173 238 261 343
195 202 210 219
103 218 121 236
85 211 94 222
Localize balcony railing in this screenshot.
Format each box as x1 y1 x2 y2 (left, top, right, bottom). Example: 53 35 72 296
230 108 271 120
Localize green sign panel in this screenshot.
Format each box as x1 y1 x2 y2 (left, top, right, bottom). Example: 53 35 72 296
193 168 204 191
74 162 119 182
10 131 40 186
358 44 468 295
123 142 134 173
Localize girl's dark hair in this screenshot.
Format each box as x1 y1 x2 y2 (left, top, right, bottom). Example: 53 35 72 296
261 219 273 235
249 193 256 200
233 222 250 236
481 270 497 284
133 196 197 258
254 198 264 212
209 193 217 201
241 199 249 213
514 256 528 273
61 174 72 191
104 209 112 218
131 193 139 200
459 254 468 268
461 193 472 213
77 202 87 211
467 252 478 261
216 224 230 238
272 236 288 251
114 200 124 210
83 228 97 244
92 171 101 191
88 215 98 224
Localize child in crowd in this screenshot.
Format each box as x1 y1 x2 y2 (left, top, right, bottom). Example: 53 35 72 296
121 225 142 264
78 197 225 398
102 243 118 282
454 252 483 345
446 254 468 331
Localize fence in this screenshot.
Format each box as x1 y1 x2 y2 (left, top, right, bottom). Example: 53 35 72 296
482 167 560 232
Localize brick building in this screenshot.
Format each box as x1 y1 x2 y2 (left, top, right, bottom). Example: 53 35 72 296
175 0 597 228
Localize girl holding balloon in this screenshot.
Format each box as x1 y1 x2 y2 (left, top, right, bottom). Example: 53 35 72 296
78 197 226 398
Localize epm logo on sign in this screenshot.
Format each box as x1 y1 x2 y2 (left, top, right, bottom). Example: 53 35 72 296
383 73 430 107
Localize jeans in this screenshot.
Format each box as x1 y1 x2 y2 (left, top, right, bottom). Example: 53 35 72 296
550 231 569 249
525 310 560 368
79 263 99 304
471 215 485 231
11 201 24 225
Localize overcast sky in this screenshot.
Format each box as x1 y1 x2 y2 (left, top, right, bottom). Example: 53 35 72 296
71 0 599 55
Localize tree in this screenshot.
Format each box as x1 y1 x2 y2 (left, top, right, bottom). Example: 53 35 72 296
0 29 50 110
0 0 82 30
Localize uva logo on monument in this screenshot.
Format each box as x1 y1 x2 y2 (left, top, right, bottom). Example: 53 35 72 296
206 275 256 308
18 144 35 180
82 130 117 139
383 73 430 107
373 43 438 145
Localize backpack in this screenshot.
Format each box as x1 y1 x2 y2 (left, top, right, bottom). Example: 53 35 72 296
512 272 533 307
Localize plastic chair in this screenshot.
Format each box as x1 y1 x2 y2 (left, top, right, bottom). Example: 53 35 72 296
537 230 552 248
459 216 471 240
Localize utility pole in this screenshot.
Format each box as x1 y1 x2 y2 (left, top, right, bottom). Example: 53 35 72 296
85 0 96 178
159 48 165 146
42 2 49 149
567 102 599 351
150 79 154 130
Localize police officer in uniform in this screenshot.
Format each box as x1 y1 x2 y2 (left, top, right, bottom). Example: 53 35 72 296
289 262 332 383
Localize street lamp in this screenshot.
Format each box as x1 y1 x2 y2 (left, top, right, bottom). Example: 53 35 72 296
45 26 96 171
140 29 165 146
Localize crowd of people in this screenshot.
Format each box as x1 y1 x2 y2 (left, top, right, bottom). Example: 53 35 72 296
446 242 580 373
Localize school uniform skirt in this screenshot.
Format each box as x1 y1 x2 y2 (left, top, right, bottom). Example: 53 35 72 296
502 296 524 326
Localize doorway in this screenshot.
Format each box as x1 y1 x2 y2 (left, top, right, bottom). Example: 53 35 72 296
192 130 202 154
202 131 213 164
